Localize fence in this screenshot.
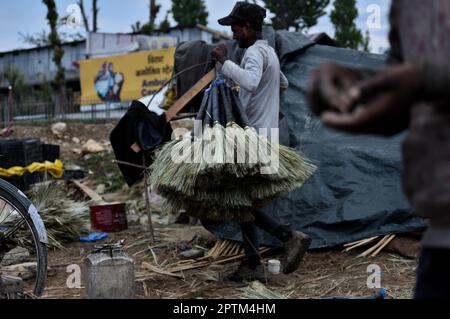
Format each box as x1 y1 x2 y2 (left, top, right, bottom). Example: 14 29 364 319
0 98 131 126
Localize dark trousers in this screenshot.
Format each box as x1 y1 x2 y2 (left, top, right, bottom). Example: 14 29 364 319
414 248 450 299
241 209 287 265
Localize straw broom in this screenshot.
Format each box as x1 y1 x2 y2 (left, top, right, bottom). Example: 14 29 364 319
151 82 312 220
13 181 90 250
226 85 317 201
150 80 317 222
150 89 211 197
228 89 260 177
150 81 256 221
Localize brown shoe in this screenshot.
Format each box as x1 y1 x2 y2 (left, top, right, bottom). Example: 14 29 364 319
282 231 311 274
225 262 267 283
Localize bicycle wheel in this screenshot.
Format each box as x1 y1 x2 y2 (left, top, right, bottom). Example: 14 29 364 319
0 178 48 297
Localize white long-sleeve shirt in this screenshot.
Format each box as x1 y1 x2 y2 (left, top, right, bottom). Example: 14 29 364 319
221 40 288 138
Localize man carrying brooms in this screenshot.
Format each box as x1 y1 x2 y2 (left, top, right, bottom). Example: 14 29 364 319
210 2 312 282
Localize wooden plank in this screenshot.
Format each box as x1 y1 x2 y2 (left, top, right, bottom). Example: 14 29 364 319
71 180 104 202
165 69 216 122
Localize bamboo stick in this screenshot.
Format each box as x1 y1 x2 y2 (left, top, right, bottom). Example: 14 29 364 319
213 240 227 258
218 240 229 254
222 240 235 256
358 235 390 258
143 158 155 243
230 242 241 255
343 237 375 247
207 240 221 258
132 248 149 257
142 262 183 279
343 237 379 252
371 235 396 257
168 261 211 273
216 240 228 256
150 247 159 266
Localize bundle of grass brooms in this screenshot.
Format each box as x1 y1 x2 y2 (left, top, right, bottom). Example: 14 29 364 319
150 78 317 222
28 181 90 250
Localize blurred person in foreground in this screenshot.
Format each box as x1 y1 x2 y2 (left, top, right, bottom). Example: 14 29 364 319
308 0 450 299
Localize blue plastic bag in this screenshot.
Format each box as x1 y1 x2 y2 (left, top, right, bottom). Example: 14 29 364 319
79 232 109 243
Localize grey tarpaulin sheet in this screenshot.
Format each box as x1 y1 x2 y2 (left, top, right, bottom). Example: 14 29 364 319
203 43 427 249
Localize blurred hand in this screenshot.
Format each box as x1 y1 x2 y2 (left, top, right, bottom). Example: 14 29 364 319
346 64 424 107
320 92 400 134
309 63 424 135
211 44 228 64
307 63 364 116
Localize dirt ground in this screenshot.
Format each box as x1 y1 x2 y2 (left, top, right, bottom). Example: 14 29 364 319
8 123 418 299
40 224 417 299
12 122 116 161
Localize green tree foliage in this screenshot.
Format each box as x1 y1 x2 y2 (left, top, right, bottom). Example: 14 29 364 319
42 0 64 87
262 0 330 31
0 67 54 103
330 0 370 51
77 0 100 32
131 21 142 33
92 0 99 32
159 13 171 33
132 0 161 35
0 66 29 102
42 0 66 114
19 30 84 47
171 0 208 26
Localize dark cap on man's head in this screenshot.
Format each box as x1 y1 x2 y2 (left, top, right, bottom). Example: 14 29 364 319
218 1 266 26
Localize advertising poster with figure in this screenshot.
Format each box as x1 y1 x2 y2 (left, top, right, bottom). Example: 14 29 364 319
79 47 175 105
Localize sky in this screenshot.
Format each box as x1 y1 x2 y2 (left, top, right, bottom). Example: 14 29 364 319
0 0 391 54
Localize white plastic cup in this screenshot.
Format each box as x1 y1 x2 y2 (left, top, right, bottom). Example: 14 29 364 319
268 259 281 274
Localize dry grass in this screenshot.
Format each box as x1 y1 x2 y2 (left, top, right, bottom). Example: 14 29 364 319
40 225 417 299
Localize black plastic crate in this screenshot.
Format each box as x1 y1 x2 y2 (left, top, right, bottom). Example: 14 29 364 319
22 139 44 165
0 140 24 168
43 144 60 162
22 172 46 191
0 139 44 168
62 169 86 180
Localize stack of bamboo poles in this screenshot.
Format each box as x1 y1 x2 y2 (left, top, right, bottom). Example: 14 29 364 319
343 235 397 258
167 239 270 273
140 239 270 278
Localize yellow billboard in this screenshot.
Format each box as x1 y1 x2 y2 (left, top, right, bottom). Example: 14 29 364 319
79 47 175 104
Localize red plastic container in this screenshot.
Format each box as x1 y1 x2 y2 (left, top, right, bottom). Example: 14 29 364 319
89 202 128 232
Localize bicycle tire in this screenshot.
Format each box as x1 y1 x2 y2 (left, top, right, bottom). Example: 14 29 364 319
0 178 48 297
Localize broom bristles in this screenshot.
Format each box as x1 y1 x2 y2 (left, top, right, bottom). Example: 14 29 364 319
211 122 225 169
148 82 319 223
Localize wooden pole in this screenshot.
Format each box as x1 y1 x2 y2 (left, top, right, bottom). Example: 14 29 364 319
143 155 155 243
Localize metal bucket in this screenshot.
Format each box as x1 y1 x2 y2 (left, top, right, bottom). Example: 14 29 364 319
89 202 128 232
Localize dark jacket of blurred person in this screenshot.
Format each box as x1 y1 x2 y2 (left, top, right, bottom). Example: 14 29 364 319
308 0 450 298
389 0 450 248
